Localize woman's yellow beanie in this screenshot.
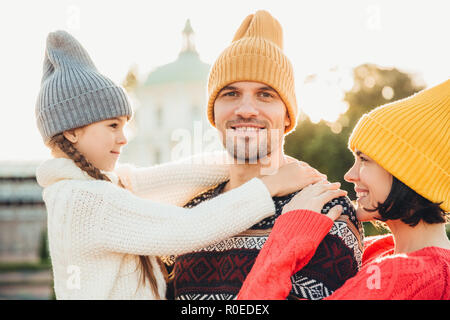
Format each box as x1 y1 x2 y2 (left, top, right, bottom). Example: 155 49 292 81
207 10 298 133
349 79 450 212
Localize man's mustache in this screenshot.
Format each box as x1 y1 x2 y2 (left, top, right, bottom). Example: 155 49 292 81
225 118 269 128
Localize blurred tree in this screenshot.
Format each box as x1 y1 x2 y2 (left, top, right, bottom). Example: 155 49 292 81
286 63 424 198
39 230 50 264
285 64 424 235
342 64 425 131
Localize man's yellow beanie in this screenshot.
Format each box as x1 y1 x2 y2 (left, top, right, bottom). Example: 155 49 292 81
349 79 450 212
207 10 298 133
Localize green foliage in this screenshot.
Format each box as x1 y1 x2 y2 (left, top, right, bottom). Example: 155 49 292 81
39 229 50 264
0 261 51 272
363 221 390 237
38 230 56 299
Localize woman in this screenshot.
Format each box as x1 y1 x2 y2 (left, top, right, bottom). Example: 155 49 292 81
237 79 450 300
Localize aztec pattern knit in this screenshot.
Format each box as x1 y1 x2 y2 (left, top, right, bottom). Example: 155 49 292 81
167 181 364 300
237 210 450 300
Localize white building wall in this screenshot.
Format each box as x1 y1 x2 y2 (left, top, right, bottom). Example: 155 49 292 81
120 80 221 166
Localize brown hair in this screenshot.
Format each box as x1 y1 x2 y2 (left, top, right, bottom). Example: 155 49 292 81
48 133 168 298
364 176 448 227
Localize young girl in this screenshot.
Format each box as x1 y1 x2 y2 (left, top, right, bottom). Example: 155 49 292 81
35 31 325 300
237 79 450 300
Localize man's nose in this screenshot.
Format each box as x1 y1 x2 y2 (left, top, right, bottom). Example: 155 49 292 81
234 96 259 118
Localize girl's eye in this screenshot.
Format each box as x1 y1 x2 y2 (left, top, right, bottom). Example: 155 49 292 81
110 123 118 128
359 156 368 162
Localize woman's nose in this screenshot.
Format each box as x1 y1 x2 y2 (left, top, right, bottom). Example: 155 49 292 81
344 162 359 183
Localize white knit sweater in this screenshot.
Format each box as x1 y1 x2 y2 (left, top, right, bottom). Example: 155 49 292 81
36 154 275 300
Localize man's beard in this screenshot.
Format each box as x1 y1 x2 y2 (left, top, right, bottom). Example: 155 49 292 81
222 128 281 164
226 137 269 163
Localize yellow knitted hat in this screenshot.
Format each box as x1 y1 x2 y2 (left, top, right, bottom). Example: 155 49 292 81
349 79 450 212
207 10 298 133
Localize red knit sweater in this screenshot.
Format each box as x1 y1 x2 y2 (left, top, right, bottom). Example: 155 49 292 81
237 210 450 300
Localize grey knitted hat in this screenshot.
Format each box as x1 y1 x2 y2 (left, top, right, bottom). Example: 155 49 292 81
35 30 133 143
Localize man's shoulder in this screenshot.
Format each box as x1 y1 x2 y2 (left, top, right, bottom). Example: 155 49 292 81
321 196 358 228
183 181 228 208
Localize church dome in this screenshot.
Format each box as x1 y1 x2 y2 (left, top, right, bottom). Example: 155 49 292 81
144 19 210 86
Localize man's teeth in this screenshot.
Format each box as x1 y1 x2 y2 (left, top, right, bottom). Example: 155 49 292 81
233 127 264 131
357 192 369 198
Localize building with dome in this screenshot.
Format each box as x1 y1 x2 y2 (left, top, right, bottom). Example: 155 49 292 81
121 20 220 166
0 161 46 263
0 19 219 265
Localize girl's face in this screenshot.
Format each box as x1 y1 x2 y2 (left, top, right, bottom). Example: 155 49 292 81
64 116 128 172
344 150 393 221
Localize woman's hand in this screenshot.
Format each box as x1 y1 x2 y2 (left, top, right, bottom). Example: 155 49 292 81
260 162 327 197
282 180 347 221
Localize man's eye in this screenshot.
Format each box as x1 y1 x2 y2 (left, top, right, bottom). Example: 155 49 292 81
222 91 237 97
258 92 273 98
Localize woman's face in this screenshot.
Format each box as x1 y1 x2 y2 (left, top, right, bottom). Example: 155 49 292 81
63 116 128 172
344 150 393 221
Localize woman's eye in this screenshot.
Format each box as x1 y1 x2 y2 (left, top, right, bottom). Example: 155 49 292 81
359 156 368 162
110 123 118 128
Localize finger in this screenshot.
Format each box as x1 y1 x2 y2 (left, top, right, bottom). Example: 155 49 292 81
285 156 299 164
300 180 336 198
313 171 327 179
312 168 326 177
310 181 340 194
326 205 343 221
298 161 310 167
306 167 326 178
301 177 328 190
318 189 348 204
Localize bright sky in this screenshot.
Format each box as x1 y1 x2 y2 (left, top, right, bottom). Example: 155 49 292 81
1 0 449 161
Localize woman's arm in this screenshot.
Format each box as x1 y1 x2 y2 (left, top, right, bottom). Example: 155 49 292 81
237 210 334 300
71 177 275 257
115 152 230 206
236 210 418 300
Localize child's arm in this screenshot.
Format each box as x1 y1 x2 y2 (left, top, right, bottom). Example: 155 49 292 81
115 152 230 206
73 177 274 257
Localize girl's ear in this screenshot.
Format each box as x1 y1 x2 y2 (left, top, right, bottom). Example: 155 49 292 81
63 130 78 143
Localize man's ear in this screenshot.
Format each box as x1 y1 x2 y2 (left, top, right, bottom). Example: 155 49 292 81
63 130 78 143
284 110 291 128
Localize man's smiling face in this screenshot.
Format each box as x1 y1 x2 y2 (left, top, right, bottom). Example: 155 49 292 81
213 81 290 162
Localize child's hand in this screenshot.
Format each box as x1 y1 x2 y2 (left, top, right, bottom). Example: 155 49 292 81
260 162 327 197
282 180 347 221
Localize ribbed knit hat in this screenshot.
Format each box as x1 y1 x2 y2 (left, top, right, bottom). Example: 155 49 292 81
35 30 133 143
207 10 297 133
349 79 450 212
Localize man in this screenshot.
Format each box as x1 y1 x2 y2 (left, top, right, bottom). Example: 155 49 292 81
166 10 363 300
